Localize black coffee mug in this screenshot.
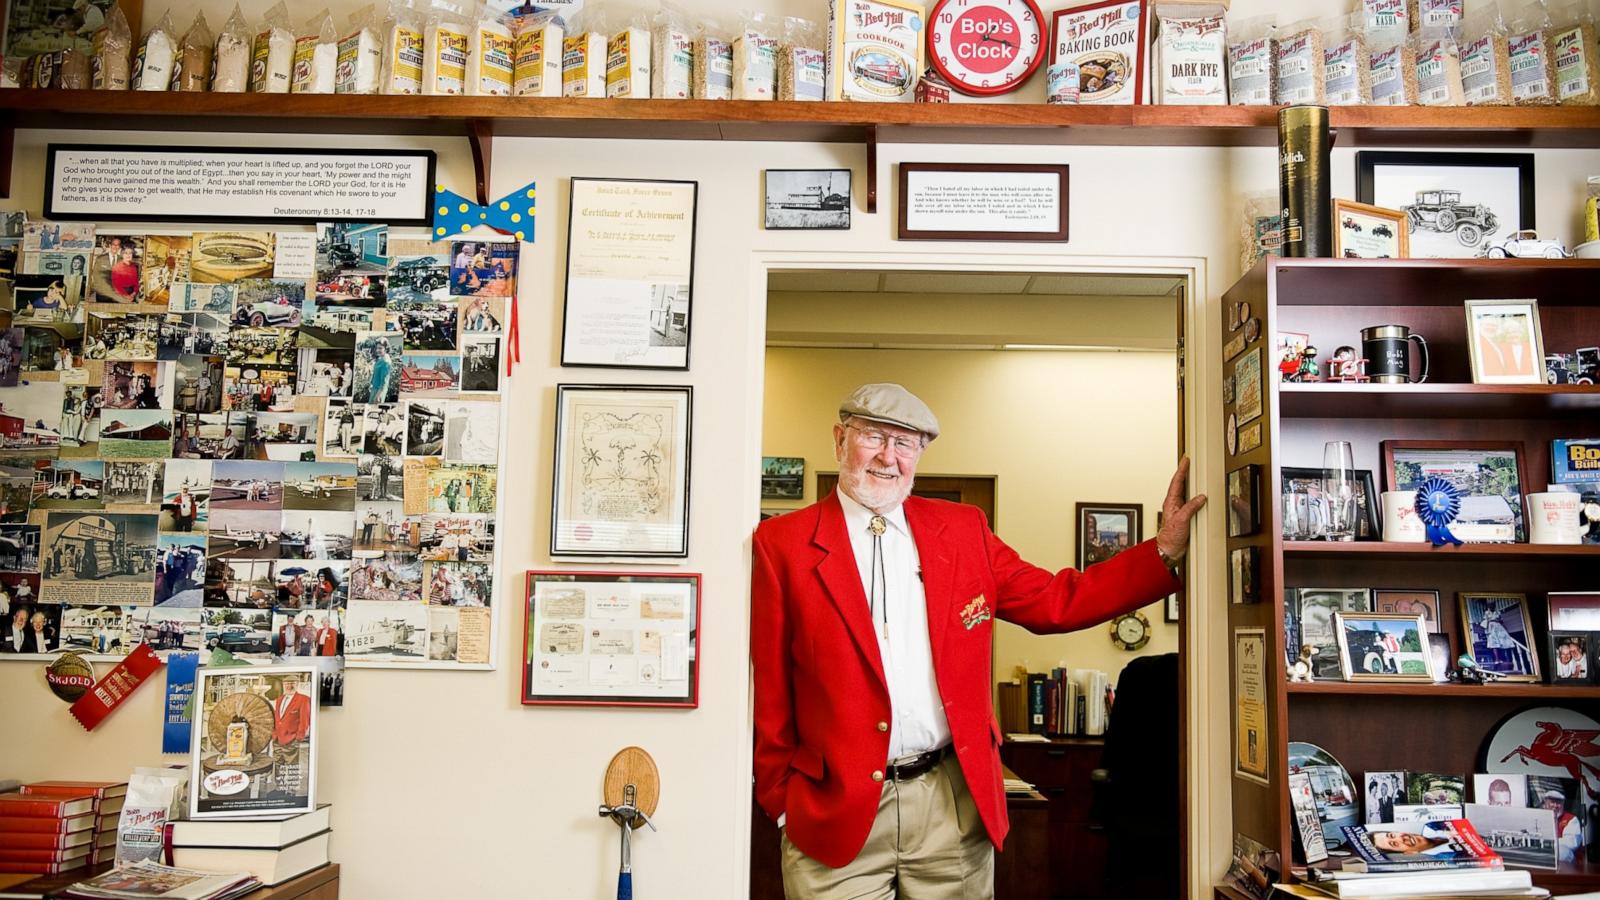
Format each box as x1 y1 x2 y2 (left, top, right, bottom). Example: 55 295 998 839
1361 325 1429 384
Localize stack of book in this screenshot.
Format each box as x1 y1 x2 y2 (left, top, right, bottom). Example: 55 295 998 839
19 782 126 868
999 667 1111 737
169 805 332 887
0 793 96 876
1292 820 1548 899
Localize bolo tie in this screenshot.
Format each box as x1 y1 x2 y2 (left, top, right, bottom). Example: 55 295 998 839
868 515 888 638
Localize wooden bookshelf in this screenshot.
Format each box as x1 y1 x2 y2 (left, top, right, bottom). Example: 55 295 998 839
1222 257 1600 896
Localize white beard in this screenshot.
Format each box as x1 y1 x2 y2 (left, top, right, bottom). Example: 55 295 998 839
836 456 913 513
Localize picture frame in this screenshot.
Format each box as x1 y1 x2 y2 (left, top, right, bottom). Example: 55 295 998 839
897 163 1069 242
1227 464 1261 538
560 177 698 370
1464 299 1548 385
1293 588 1374 680
1548 631 1592 685
1374 589 1444 634
1355 150 1535 259
1383 440 1529 543
1459 592 1541 682
1334 612 1436 682
1274 331 1310 383
551 384 692 559
1229 547 1259 605
1075 502 1142 570
1548 593 1600 631
1427 634 1452 683
760 456 805 501
522 571 701 708
1333 199 1410 259
764 169 851 230
1280 466 1381 542
1165 593 1180 623
1234 348 1263 425
189 664 318 819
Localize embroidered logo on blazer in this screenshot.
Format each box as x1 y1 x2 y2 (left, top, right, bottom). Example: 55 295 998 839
960 596 992 630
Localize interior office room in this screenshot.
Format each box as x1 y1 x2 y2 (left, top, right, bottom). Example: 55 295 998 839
0 0 1596 898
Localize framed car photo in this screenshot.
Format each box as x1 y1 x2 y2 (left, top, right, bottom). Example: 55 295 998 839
1355 150 1534 259
1332 199 1409 259
1335 612 1436 682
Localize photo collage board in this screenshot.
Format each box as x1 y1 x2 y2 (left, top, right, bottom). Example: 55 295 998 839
0 218 511 685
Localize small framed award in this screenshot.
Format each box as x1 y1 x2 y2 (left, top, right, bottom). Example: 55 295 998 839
523 571 701 707
1332 199 1409 259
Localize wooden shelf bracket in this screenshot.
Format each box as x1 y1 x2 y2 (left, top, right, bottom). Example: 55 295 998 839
468 118 494 206
865 124 877 215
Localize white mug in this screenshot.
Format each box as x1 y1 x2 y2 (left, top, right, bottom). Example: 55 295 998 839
1528 492 1583 545
1381 491 1426 543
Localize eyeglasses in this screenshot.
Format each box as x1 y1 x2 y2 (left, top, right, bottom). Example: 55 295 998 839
846 423 923 456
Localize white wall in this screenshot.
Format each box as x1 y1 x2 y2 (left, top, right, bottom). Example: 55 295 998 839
762 346 1180 683
4 11 1600 892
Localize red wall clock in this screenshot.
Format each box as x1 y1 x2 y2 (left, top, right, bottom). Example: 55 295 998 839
927 0 1048 96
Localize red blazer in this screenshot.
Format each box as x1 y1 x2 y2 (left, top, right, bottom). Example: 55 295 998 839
271 691 312 746
750 493 1180 869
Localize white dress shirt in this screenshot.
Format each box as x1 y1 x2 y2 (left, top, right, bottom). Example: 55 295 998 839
836 489 952 762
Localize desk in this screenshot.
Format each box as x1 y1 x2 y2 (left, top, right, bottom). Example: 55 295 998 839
1000 737 1109 900
1 864 338 900
747 775 1050 899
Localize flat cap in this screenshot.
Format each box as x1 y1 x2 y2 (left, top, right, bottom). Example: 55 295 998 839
839 383 940 440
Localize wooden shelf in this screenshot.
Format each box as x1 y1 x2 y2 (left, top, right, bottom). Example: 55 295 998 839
1278 383 1600 419
3 91 1600 146
1268 258 1600 307
1287 681 1600 698
1284 541 1599 558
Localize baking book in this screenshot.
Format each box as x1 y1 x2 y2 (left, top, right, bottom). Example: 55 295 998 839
1553 439 1600 484
168 806 331 849
1340 819 1502 872
0 797 93 819
19 783 126 801
171 831 330 887
0 814 94 835
1300 866 1533 898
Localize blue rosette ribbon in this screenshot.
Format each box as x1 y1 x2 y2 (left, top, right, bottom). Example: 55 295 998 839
1414 478 1464 546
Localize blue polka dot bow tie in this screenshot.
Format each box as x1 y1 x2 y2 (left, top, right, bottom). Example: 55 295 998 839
432 181 537 242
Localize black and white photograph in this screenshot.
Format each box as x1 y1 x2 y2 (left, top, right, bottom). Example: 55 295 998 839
280 510 355 560
299 348 355 398
102 460 163 506
361 404 405 457
174 354 225 414
0 523 39 574
157 313 227 360
224 325 298 367
231 278 304 329
760 456 805 500
1464 803 1558 869
444 400 498 465
461 336 500 392
357 454 404 503
1293 588 1374 679
321 400 361 460
40 511 159 605
1365 771 1405 824
84 311 159 361
764 169 851 230
387 253 450 304
1357 151 1534 259
406 401 446 457
344 600 427 661
59 604 138 655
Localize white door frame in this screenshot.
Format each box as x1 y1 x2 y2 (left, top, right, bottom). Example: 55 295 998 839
736 249 1227 900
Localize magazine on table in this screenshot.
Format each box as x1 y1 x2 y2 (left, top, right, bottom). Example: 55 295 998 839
54 860 258 899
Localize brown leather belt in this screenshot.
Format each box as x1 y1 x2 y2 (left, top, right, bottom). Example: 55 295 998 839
886 746 950 782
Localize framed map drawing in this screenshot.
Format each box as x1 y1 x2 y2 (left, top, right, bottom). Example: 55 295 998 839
551 385 691 558
522 571 701 707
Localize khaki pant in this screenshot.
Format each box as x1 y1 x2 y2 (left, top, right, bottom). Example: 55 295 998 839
781 753 994 900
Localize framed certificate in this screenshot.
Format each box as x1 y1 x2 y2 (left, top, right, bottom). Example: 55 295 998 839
551 384 691 558
560 177 698 370
523 571 701 707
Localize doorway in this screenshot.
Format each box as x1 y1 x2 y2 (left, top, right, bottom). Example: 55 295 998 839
749 264 1202 899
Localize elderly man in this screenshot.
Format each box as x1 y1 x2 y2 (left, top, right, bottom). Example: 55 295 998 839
751 383 1204 899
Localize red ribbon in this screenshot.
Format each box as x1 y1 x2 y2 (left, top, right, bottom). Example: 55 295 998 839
69 644 162 731
507 290 520 377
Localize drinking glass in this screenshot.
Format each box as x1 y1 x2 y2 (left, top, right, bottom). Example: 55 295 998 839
1322 441 1357 541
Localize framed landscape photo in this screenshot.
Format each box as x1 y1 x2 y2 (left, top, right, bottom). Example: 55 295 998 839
1374 589 1443 633
1355 151 1535 259
1334 612 1435 682
1280 466 1380 541
1382 440 1528 543
1464 299 1548 385
1333 199 1410 259
760 457 804 500
551 385 691 559
561 177 698 370
764 169 851 230
1075 503 1141 569
523 571 701 708
1459 592 1540 682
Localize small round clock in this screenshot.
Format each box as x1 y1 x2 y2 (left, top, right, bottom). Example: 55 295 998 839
927 0 1047 96
1110 611 1152 651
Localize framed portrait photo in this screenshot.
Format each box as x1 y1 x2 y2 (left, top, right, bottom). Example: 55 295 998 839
1383 440 1528 543
522 571 701 707
764 169 851 230
1280 466 1380 541
1333 199 1410 259
1548 631 1592 685
1464 299 1547 385
561 177 698 370
1335 612 1435 682
1459 592 1540 682
1075 502 1142 570
1374 589 1443 634
1355 150 1534 259
551 385 691 559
